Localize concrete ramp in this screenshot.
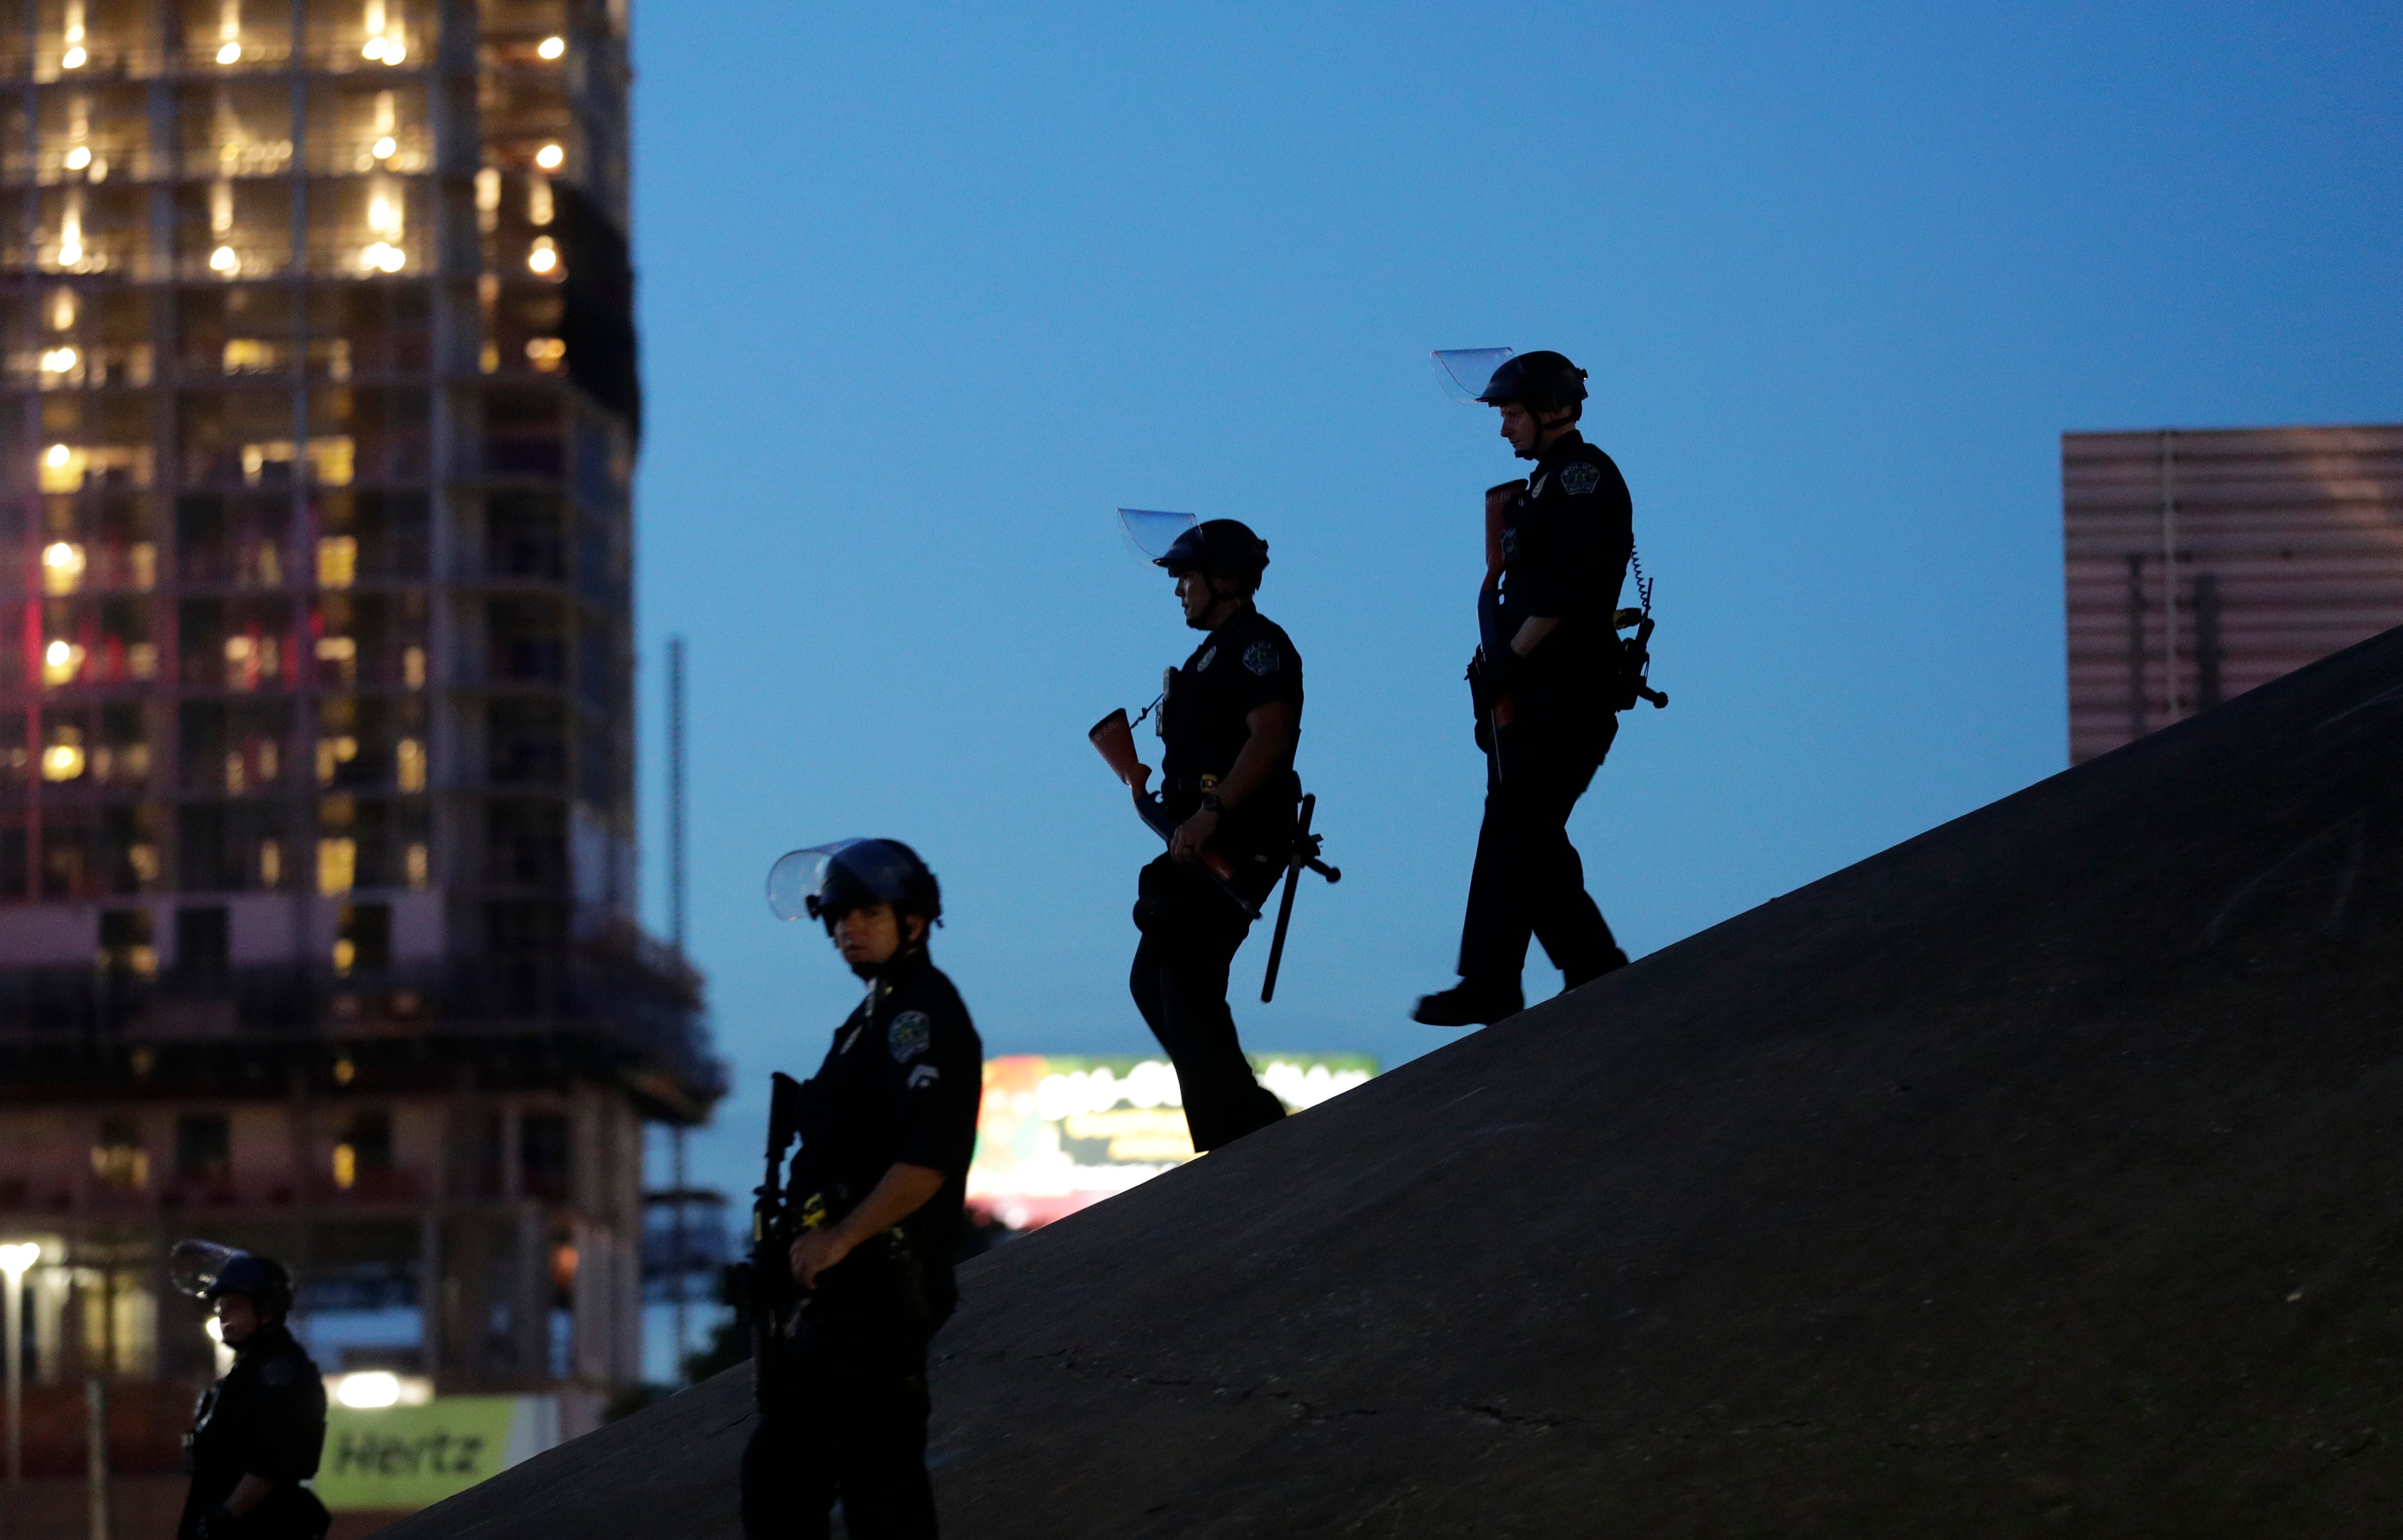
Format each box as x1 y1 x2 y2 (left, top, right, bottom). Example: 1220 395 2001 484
388 627 2403 1537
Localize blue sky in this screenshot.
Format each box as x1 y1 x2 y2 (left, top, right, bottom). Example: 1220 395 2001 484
623 0 2401 1286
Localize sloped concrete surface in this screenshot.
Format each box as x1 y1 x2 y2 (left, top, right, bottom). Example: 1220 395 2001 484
385 627 2403 1537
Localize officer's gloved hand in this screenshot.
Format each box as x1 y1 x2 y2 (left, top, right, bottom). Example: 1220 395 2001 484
1476 588 1517 694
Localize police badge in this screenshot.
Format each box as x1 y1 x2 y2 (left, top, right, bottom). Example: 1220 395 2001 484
887 1010 932 1062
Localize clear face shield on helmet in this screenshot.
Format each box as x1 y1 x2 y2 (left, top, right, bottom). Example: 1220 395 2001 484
1431 347 1515 403
168 1238 246 1300
1116 508 1198 564
766 842 866 923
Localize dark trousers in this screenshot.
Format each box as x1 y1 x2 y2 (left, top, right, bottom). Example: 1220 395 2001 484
1130 855 1288 1152
1457 719 1622 987
741 1292 939 1540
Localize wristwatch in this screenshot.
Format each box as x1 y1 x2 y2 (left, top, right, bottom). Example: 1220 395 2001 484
1199 793 1225 814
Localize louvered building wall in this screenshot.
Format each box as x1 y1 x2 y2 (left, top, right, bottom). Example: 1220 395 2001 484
2063 424 2403 764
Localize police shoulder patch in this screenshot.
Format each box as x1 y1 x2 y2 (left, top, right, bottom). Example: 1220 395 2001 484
1559 461 1602 496
887 1010 933 1062
1242 640 1281 676
259 1359 294 1388
907 1063 941 1090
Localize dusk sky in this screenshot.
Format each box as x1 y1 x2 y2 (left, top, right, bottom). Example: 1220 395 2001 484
622 0 2401 1292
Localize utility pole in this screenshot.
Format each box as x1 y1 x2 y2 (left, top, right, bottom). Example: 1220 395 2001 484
667 636 690 1376
1 1241 38 1485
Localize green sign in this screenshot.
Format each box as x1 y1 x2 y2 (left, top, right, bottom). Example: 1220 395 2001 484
317 1397 520 1512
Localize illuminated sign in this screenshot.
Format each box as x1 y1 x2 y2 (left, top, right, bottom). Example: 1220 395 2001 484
316 1395 561 1512
968 1053 1374 1229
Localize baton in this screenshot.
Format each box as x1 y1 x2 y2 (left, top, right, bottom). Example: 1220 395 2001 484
1259 792 1342 1003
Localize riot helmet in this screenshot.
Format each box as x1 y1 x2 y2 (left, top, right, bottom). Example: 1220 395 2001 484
767 839 943 931
1154 519 1270 590
170 1238 294 1319
1476 350 1588 415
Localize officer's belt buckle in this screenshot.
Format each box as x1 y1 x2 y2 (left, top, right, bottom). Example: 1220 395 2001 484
1198 774 1218 792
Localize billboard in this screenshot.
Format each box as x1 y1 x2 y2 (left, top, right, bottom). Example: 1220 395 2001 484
968 1053 1375 1229
316 1395 562 1512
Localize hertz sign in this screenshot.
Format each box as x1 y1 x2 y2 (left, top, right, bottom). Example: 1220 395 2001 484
316 1397 561 1511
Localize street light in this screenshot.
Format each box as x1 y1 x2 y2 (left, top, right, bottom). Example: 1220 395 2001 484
0 1240 41 1486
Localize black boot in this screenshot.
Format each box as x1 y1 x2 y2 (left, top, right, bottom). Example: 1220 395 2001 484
1410 980 1524 1028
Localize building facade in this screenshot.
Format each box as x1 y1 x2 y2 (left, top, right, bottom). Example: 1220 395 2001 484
0 0 715 1420
2063 424 2403 764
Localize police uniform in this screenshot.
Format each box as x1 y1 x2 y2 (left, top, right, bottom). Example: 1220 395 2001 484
1458 429 1633 993
179 1322 329 1540
1131 602 1299 1152
741 946 983 1540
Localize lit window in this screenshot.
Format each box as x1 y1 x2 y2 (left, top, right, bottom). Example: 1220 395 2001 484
525 337 565 372
318 837 357 896
221 338 275 374
527 236 558 275
362 38 384 60
535 143 564 171
332 1140 357 1182
402 646 427 689
64 146 91 170
315 732 360 785
41 725 85 780
373 135 396 160
361 241 406 273
260 839 282 887
383 43 406 64
91 1120 148 1192
40 346 77 373
62 45 85 68
396 738 427 792
39 444 82 492
210 245 238 273
316 535 358 587
538 35 566 60
405 842 429 887
41 540 86 594
217 41 241 64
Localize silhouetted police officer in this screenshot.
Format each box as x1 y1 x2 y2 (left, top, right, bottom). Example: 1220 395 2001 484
1416 351 1634 1027
746 839 983 1540
1132 519 1296 1150
168 1242 330 1540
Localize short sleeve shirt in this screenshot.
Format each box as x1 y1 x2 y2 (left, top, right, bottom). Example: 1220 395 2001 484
1160 606 1304 784
799 951 984 1273
1499 433 1634 708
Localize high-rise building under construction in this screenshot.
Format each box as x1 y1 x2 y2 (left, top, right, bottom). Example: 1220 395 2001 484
0 0 716 1428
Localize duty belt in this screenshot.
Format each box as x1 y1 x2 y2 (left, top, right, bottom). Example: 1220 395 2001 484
1162 773 1223 794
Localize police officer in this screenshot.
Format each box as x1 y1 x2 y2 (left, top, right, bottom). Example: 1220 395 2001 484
1132 519 1297 1151
168 1242 330 1540
1414 351 1634 1027
745 839 983 1540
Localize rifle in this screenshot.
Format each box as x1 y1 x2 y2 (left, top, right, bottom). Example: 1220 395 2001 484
741 1071 809 1394
1258 791 1342 1003
1611 607 1669 711
1089 708 1260 917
